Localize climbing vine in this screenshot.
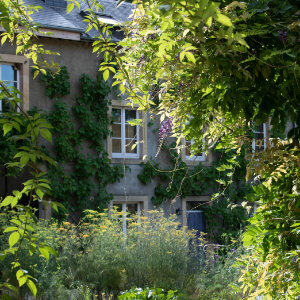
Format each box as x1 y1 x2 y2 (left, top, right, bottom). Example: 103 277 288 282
40 67 123 217
138 142 251 244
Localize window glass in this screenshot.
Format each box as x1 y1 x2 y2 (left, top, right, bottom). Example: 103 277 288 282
125 124 136 138
125 141 137 154
125 109 136 122
0 64 19 112
112 139 122 153
112 124 121 137
112 108 121 122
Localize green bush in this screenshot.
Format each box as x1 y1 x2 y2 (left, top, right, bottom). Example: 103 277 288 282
0 210 203 298
0 209 246 299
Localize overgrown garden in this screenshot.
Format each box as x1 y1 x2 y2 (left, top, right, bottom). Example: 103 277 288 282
0 0 299 299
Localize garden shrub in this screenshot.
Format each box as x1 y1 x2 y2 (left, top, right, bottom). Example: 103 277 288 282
0 210 204 298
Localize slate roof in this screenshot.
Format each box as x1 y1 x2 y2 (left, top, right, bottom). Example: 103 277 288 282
25 0 134 40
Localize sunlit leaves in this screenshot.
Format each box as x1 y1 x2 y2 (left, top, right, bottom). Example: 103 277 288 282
9 231 20 248
215 13 233 27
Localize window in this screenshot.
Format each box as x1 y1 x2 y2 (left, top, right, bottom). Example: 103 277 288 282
182 196 210 229
0 54 29 111
252 123 267 152
0 64 20 112
110 196 148 234
185 139 206 162
108 100 147 163
111 108 139 158
113 202 141 234
181 137 212 166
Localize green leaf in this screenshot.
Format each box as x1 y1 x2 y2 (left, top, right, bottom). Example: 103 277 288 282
185 51 196 63
27 280 37 297
215 13 233 27
1 196 14 207
40 128 52 143
18 275 27 287
103 69 109 81
119 83 125 94
127 119 142 126
9 231 20 248
3 226 19 233
3 123 13 135
36 188 44 200
66 2 74 14
74 1 80 10
39 247 50 260
16 269 24 280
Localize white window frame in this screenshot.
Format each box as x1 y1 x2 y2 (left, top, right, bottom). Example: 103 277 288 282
111 201 142 235
252 123 267 152
185 138 206 162
111 107 140 159
0 64 20 112
119 202 141 235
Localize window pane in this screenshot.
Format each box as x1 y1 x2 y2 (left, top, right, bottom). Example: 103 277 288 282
112 124 121 138
125 124 136 138
112 139 121 153
127 203 137 214
125 139 137 154
113 204 123 212
112 108 121 122
1 65 15 81
125 109 136 122
253 123 264 133
254 132 264 140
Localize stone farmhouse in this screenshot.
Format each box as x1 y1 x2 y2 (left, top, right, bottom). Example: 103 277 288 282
0 0 285 234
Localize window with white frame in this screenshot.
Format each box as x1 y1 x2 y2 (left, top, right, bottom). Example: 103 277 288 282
112 202 141 235
0 64 20 112
252 123 267 152
111 108 139 158
185 139 205 161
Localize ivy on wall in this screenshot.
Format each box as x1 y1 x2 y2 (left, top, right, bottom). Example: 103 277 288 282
40 67 123 216
138 143 250 244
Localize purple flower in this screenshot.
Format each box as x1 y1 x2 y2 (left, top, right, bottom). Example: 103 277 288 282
137 54 146 66
147 33 156 40
177 81 184 91
278 30 287 43
158 117 173 144
231 248 236 252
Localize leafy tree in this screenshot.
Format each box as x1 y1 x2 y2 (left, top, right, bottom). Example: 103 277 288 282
76 0 299 298
0 0 61 297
